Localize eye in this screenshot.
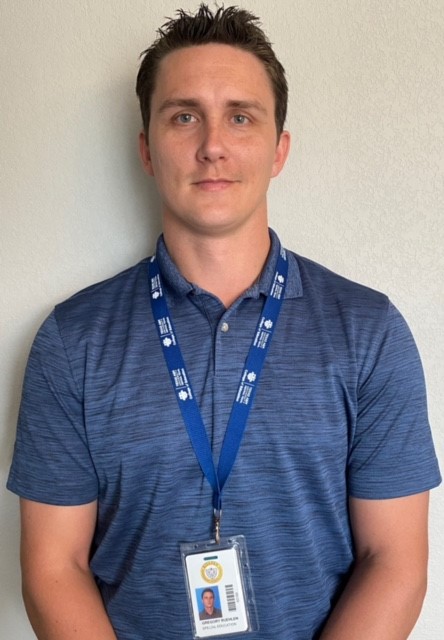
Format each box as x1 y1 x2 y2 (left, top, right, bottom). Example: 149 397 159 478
175 113 196 124
232 114 249 125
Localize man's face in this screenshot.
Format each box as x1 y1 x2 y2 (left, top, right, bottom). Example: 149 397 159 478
140 43 290 238
202 590 215 613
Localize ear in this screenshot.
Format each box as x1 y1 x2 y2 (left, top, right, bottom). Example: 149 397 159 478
271 130 291 178
139 131 155 177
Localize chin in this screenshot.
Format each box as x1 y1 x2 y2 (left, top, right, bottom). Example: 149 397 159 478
183 215 245 236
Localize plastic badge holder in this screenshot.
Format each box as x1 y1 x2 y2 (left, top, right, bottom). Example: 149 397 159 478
181 535 259 638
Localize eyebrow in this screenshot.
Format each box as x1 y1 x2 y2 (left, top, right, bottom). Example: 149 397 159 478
157 98 268 115
228 100 268 115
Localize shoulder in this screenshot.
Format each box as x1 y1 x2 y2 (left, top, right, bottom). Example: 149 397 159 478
284 250 425 385
56 259 150 320
287 250 393 346
25 258 153 374
51 258 151 341
290 250 389 312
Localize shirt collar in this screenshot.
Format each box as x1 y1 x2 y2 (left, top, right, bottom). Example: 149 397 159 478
155 228 302 301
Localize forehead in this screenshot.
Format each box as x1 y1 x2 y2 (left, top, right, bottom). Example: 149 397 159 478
152 43 274 104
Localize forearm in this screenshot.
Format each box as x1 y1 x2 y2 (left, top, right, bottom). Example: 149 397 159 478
22 565 117 640
319 555 427 640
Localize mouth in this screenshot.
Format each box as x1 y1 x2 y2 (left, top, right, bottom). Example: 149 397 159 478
193 179 236 192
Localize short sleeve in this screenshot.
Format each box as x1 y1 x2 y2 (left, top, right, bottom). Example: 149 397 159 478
348 301 441 498
7 311 99 505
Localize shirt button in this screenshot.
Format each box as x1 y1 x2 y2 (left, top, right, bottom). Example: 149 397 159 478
221 322 230 333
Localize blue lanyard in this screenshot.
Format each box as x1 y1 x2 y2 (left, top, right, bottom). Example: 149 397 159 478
148 245 288 537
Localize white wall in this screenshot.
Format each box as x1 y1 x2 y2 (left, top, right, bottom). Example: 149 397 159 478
1 1 442 637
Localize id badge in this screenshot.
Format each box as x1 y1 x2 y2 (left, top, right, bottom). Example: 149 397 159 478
181 535 258 638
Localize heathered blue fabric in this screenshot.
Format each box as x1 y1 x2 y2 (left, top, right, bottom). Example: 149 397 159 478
8 229 441 639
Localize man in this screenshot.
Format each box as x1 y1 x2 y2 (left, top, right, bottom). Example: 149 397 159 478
7 5 441 640
199 589 223 620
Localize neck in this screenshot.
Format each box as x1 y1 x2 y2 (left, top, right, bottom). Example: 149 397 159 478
163 224 271 308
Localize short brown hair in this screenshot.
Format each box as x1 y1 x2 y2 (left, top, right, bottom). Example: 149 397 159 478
136 4 288 135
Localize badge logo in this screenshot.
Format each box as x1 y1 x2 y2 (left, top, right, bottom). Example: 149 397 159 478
201 560 223 584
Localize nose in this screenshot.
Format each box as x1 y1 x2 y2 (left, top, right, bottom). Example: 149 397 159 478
196 120 227 163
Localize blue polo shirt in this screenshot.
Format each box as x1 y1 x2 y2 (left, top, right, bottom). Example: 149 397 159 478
7 230 441 639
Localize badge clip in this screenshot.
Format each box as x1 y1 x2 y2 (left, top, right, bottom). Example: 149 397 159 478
213 509 222 545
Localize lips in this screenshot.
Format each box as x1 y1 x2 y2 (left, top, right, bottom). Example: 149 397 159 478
193 179 237 192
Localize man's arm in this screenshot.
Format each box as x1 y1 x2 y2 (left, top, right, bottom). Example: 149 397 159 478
320 492 429 640
20 498 117 640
